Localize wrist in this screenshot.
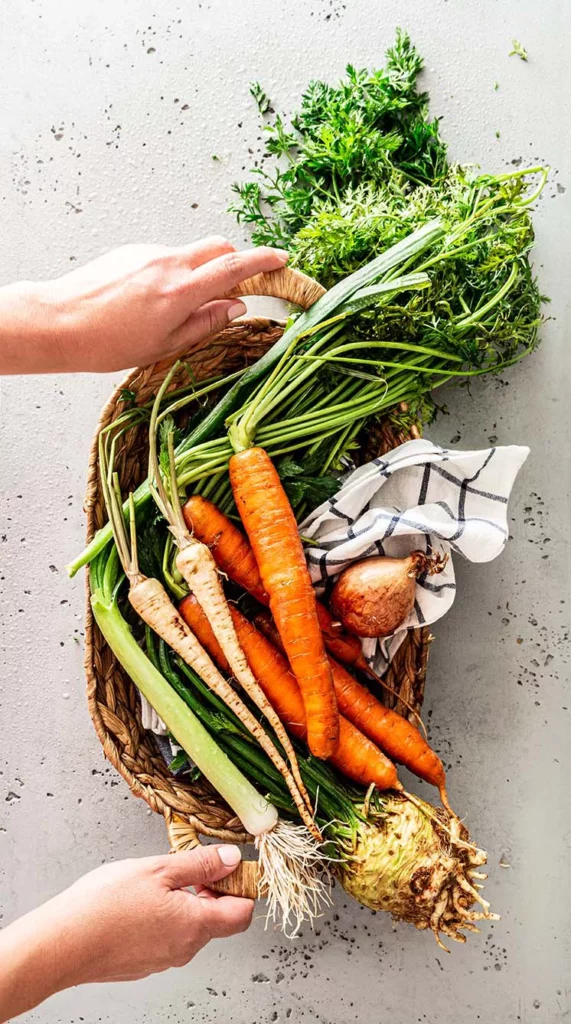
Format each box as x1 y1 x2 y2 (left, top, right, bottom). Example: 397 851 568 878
0 895 86 1021
0 279 75 375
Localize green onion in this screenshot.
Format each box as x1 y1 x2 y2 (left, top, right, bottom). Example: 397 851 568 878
89 552 277 837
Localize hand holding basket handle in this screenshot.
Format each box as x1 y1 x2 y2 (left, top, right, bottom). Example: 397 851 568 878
0 238 324 375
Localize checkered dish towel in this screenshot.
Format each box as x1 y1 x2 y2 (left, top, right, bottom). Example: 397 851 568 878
299 437 529 676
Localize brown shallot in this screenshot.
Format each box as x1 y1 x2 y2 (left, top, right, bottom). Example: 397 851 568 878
330 551 447 638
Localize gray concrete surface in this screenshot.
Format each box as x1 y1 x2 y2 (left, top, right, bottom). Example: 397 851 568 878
1 1 569 1021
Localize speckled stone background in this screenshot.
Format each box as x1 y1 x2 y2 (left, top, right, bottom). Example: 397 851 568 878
1 1 569 1021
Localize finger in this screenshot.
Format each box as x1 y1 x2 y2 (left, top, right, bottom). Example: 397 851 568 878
200 895 255 939
174 235 236 270
167 298 247 355
195 887 219 901
162 844 243 889
177 246 289 312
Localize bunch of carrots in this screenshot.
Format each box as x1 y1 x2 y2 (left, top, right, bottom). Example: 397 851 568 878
179 492 452 812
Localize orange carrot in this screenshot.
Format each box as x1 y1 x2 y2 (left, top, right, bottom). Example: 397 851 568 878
179 594 230 673
182 496 408 704
315 601 367 669
229 448 339 760
179 594 399 790
182 495 268 604
328 658 448 801
254 611 450 810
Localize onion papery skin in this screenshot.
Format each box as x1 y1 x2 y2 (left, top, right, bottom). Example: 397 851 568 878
330 552 446 638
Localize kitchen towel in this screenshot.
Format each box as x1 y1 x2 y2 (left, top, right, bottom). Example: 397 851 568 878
300 437 529 676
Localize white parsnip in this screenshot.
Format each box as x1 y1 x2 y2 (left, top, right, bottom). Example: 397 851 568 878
175 539 313 816
128 573 318 835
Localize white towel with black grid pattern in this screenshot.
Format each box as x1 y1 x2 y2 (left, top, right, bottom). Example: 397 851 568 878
300 437 529 676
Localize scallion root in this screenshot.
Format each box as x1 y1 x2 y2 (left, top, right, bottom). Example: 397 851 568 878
256 820 333 937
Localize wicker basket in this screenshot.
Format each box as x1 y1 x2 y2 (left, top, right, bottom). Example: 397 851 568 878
83 267 431 855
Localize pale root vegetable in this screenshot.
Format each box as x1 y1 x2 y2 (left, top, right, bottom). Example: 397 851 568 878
229 446 339 759
147 366 314 829
338 792 498 949
179 594 400 791
127 575 314 830
330 551 447 638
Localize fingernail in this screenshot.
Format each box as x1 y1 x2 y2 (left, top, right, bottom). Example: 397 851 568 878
228 301 247 321
218 844 242 867
274 248 290 262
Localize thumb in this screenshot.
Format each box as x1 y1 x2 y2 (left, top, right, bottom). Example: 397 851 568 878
168 298 247 355
162 844 243 890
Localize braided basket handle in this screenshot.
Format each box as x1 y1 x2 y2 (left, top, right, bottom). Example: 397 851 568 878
229 266 325 310
210 860 264 900
167 815 263 898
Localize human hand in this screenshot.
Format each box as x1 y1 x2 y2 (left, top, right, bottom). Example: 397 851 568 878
0 844 253 1020
0 237 288 374
55 844 254 983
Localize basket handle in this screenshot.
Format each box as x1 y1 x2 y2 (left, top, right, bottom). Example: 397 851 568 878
167 815 263 899
210 860 264 900
229 266 325 311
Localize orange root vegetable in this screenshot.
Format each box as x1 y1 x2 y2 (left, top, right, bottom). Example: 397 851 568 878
254 611 451 813
331 552 447 638
265 606 425 733
229 448 339 760
328 658 451 811
315 601 366 667
182 495 268 604
179 595 399 791
179 594 230 672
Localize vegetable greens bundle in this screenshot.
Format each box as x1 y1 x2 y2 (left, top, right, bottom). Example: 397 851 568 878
231 30 546 421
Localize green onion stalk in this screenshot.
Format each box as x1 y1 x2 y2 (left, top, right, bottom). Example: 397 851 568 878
153 637 498 949
68 165 546 577
89 547 276 837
